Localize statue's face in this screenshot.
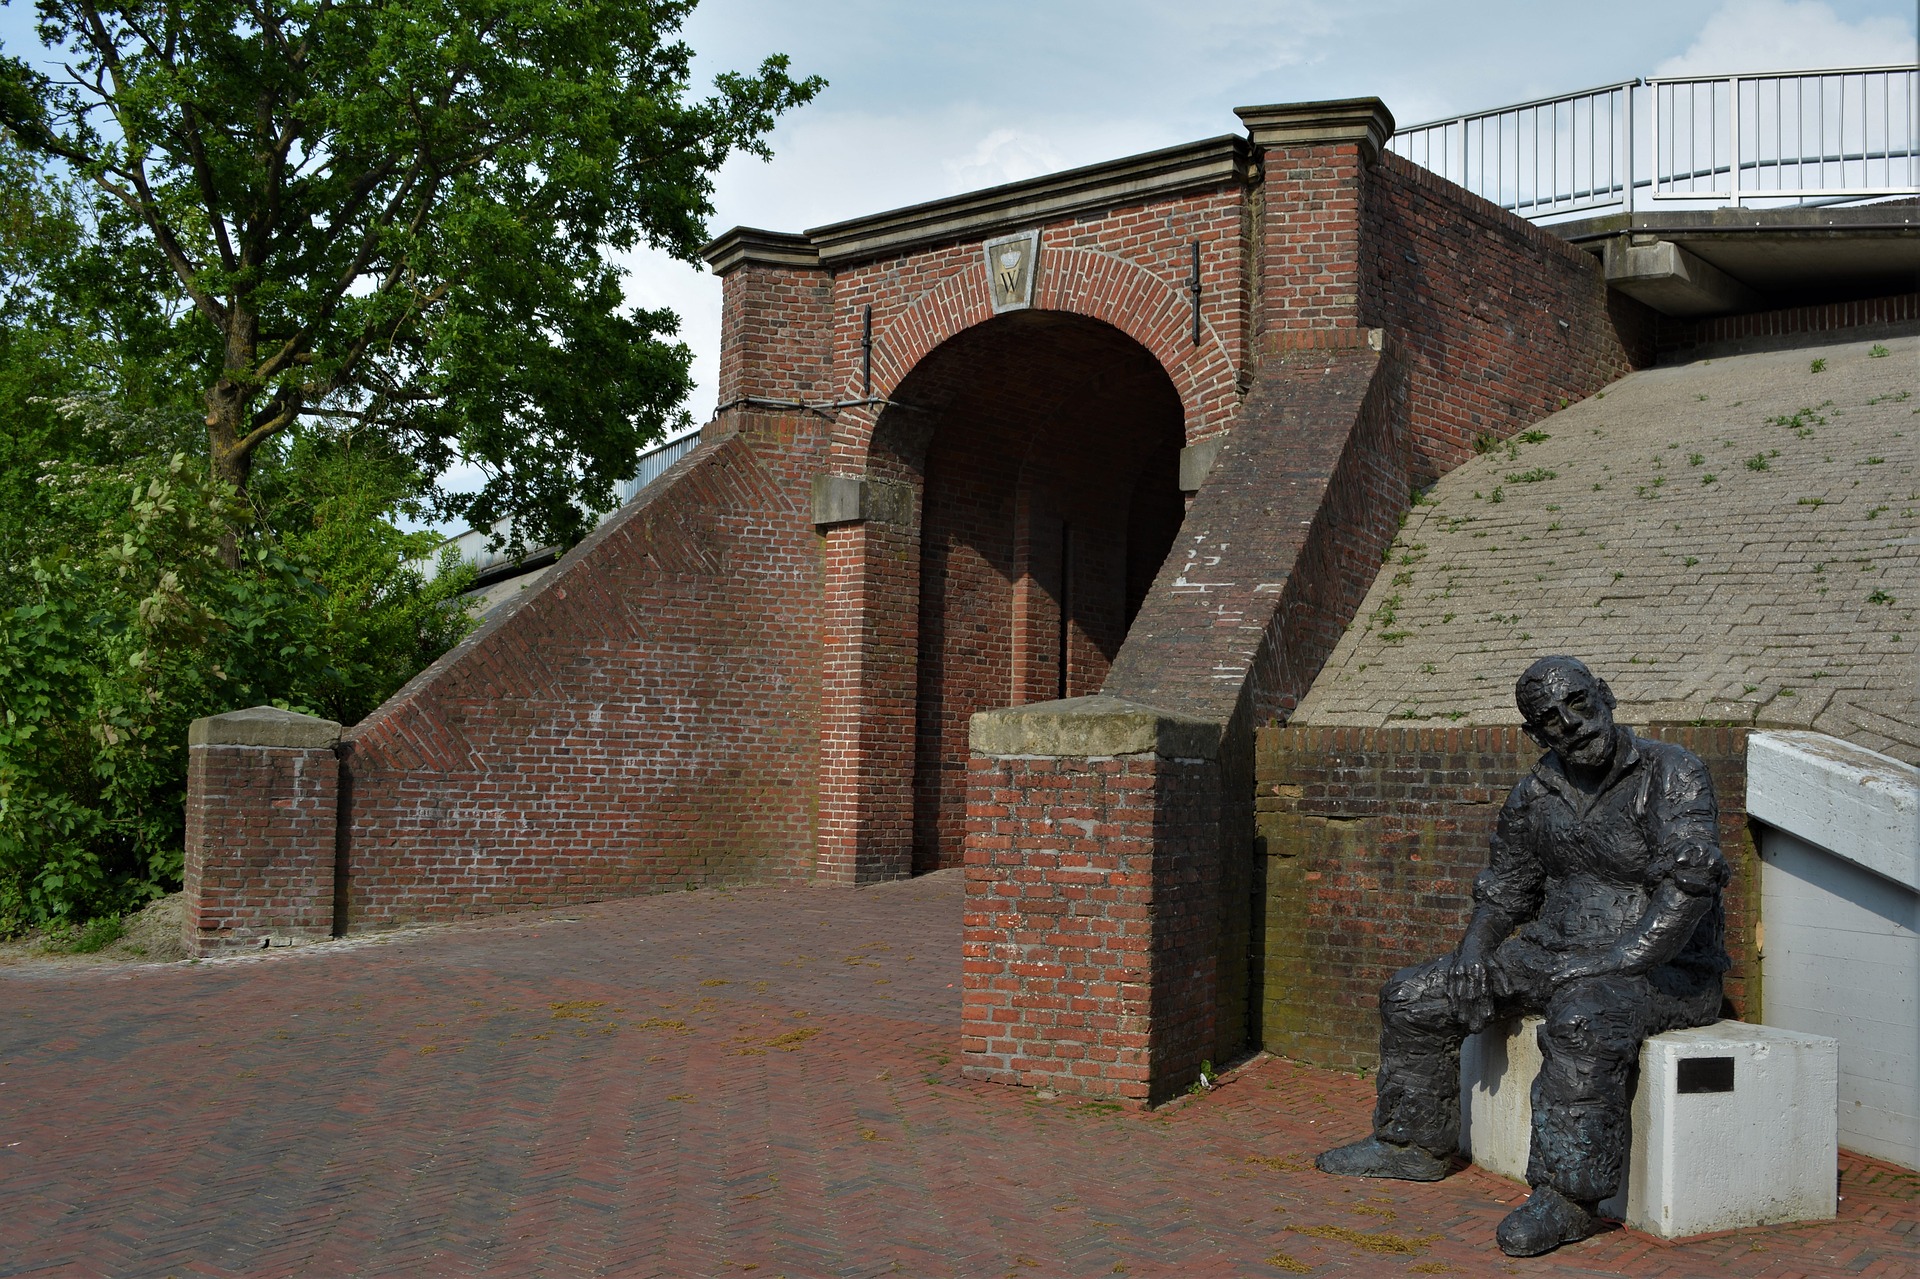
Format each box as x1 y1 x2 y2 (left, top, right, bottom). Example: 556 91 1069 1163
1522 670 1616 769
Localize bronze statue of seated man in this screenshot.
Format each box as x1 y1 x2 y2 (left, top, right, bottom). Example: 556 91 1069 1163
1316 656 1729 1257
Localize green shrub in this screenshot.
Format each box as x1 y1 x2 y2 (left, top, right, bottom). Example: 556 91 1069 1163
0 415 476 933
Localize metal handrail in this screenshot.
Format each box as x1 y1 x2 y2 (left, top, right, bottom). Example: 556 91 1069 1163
1389 65 1919 221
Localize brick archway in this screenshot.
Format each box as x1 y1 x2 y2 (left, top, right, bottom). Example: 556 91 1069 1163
816 309 1188 883
843 247 1241 466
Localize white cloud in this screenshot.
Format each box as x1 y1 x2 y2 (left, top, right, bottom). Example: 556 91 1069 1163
945 128 1071 194
1656 0 1916 76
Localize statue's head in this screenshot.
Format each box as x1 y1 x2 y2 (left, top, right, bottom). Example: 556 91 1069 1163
1515 656 1618 769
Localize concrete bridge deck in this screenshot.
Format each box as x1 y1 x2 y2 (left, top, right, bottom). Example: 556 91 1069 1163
3 875 1912 1277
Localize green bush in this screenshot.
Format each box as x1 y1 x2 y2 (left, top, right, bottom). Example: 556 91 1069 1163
0 411 476 935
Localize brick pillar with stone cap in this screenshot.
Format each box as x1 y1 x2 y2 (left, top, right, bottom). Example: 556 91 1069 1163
963 695 1225 1106
183 706 342 956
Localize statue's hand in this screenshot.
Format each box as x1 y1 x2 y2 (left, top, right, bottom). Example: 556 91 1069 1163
1446 948 1495 1033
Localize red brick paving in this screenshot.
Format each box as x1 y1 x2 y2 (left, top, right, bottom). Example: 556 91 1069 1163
2 870 1913 1278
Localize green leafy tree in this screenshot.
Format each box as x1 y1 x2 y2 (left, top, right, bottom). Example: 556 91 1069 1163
1 132 206 602
0 403 478 932
2 0 821 550
0 2 820 931
0 143 476 932
249 425 477 725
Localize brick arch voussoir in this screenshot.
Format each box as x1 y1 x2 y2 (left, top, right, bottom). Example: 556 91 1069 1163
855 247 1229 466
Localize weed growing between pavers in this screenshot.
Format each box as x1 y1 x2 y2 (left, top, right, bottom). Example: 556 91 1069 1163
1288 1223 1440 1254
731 1027 819 1056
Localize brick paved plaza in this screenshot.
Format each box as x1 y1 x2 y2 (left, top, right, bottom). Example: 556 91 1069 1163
2 873 1913 1277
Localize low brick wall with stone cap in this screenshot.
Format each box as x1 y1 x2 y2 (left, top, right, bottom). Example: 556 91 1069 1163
963 696 1224 1106
183 706 343 956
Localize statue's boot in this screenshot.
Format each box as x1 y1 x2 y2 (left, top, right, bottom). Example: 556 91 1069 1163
1313 1136 1449 1181
1494 1185 1598 1256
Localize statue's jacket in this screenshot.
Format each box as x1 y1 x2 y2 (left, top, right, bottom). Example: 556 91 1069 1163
1477 727 1731 986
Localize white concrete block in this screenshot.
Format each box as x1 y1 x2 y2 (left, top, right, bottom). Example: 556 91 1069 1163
1758 826 1919 1170
1747 730 1919 1171
1459 1015 1540 1185
1461 1017 1839 1238
1747 731 1918 890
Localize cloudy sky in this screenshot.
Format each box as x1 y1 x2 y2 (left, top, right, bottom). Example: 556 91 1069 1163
3 0 1913 455
643 0 1914 424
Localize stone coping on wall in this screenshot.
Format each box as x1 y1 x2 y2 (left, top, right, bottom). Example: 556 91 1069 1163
1747 730 1919 889
712 136 1253 272
714 99 1391 273
1235 97 1394 163
189 705 342 750
969 695 1221 761
701 227 819 275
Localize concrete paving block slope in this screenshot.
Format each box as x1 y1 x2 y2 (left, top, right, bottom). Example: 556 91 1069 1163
1297 335 1920 763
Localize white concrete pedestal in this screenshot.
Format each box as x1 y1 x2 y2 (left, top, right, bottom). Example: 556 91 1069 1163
1460 1017 1839 1238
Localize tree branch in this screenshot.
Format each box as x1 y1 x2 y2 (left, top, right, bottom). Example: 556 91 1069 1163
67 2 232 326
180 102 240 273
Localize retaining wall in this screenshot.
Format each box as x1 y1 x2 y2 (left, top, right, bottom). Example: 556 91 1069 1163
1253 723 1759 1072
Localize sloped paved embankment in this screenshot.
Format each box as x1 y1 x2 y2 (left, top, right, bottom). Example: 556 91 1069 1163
1299 335 1919 762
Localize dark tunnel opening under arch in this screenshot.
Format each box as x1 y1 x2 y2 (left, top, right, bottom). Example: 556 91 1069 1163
869 309 1189 875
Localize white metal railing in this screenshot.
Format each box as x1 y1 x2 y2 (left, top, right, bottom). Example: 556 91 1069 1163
1390 65 1919 221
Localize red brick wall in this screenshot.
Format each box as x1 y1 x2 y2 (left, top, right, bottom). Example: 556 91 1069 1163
817 509 919 884
189 113 1915 953
1656 290 1920 360
715 260 834 406
184 743 339 954
1256 141 1369 335
963 748 1224 1105
832 184 1251 476
1102 337 1411 1065
336 426 827 927
1253 724 1760 1073
1359 151 1646 482
814 185 1253 888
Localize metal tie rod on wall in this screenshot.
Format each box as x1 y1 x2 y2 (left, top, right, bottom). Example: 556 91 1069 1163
712 395 927 421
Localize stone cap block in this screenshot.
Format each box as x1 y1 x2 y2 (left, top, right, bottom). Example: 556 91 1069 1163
1747 730 1918 889
1235 98 1395 163
189 705 343 750
701 226 821 275
812 472 915 528
970 695 1221 760
1178 438 1225 492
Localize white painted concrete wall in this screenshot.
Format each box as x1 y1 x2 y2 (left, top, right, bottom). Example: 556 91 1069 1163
1747 730 1919 1171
